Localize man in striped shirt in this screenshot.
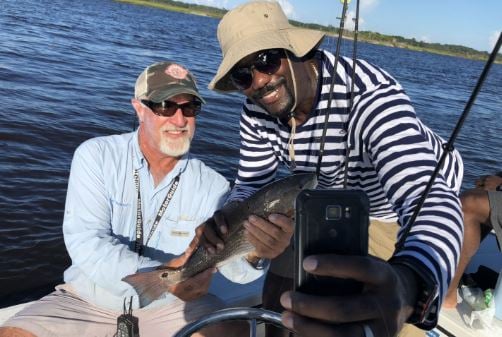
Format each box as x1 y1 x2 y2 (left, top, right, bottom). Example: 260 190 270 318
207 2 463 337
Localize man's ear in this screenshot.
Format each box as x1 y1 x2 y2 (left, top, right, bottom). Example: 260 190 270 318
131 98 144 123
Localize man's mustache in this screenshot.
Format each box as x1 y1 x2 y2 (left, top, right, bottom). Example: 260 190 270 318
251 77 286 101
162 127 190 132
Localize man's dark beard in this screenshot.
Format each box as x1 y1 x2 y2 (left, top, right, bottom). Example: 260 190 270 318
251 77 294 119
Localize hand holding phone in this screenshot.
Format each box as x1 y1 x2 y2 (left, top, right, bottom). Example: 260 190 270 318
294 189 369 296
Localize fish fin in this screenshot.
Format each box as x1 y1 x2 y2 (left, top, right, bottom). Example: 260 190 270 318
122 270 169 307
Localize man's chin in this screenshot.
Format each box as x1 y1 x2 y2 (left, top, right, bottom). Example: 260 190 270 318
268 110 289 119
253 89 294 119
160 140 191 158
258 101 293 119
160 148 189 158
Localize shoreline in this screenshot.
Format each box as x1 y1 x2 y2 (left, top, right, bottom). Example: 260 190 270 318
116 0 224 18
116 0 500 64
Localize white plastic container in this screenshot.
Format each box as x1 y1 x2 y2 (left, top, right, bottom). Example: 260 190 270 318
494 269 502 320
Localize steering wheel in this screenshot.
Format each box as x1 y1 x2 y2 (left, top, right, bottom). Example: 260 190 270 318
173 307 291 337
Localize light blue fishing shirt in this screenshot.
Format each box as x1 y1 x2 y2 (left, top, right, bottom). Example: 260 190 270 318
63 130 263 311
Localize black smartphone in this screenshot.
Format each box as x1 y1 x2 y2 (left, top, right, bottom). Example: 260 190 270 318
294 189 369 296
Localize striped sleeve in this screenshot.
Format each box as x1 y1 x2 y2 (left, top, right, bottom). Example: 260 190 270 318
351 82 464 321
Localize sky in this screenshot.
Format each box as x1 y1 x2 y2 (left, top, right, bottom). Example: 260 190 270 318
184 0 501 52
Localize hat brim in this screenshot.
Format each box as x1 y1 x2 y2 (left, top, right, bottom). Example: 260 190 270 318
148 87 206 104
208 28 324 92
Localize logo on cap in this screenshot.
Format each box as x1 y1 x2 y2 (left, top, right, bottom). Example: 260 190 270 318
165 64 188 80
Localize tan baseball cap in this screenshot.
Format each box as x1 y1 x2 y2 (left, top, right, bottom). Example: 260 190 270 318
208 1 325 92
135 61 206 103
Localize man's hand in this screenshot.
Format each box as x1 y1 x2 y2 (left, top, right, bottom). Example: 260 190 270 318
192 210 229 255
280 254 417 337
158 240 214 301
167 267 216 301
195 209 294 260
162 231 200 268
476 174 502 191
244 214 293 259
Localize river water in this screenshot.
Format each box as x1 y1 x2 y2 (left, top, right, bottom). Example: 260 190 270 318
1 0 501 307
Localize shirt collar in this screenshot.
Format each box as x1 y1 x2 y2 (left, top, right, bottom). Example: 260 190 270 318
133 129 144 170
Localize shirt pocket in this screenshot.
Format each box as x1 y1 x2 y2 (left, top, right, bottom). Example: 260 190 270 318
157 216 205 255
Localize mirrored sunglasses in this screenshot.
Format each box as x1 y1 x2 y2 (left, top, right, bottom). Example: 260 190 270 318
229 49 284 90
141 99 202 117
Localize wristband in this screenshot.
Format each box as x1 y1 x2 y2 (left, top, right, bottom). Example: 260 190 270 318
389 257 439 329
245 255 268 270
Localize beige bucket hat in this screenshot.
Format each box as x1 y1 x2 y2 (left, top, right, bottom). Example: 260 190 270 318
208 1 325 92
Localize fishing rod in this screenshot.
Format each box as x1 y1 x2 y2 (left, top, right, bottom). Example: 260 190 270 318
315 0 354 179
395 32 502 251
343 0 360 188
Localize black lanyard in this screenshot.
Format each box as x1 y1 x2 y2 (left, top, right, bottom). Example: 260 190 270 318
133 169 180 255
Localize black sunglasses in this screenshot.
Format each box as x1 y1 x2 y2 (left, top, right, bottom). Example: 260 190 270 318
141 99 202 117
229 49 284 90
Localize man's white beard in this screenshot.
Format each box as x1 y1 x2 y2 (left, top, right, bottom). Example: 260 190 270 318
159 127 193 157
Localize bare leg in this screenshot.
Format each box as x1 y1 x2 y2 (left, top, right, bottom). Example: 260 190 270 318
0 327 37 337
443 190 492 308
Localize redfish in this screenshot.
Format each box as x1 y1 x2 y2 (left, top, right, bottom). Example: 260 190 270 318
122 173 317 307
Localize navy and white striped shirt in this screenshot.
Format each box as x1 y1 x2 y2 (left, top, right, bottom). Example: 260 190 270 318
229 50 464 319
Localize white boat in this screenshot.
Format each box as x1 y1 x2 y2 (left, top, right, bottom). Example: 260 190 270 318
2 235 502 336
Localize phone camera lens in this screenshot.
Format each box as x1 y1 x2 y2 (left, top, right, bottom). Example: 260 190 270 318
325 205 341 220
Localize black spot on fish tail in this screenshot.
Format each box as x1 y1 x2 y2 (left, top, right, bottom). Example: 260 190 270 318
122 269 171 307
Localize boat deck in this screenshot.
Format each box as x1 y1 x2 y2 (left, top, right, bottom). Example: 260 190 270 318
2 235 501 335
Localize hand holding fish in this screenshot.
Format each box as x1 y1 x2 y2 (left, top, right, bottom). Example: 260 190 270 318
194 211 228 255
198 209 293 260
159 239 216 302
167 267 216 301
280 254 417 337
163 233 200 268
243 213 293 259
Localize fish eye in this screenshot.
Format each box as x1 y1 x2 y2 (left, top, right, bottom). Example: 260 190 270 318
161 272 169 278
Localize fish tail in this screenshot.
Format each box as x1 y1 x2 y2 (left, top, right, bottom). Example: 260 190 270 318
122 270 173 307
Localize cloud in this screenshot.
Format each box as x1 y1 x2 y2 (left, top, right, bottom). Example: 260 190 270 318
360 0 379 12
420 36 431 43
341 1 375 32
489 31 501 52
266 0 296 19
345 10 365 32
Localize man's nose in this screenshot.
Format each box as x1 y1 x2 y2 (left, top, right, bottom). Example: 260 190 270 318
250 68 271 91
169 107 187 126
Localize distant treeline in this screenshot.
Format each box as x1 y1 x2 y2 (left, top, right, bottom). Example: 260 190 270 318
118 0 501 63
121 0 226 17
293 20 501 63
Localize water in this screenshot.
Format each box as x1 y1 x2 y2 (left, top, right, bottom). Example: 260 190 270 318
0 0 501 307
